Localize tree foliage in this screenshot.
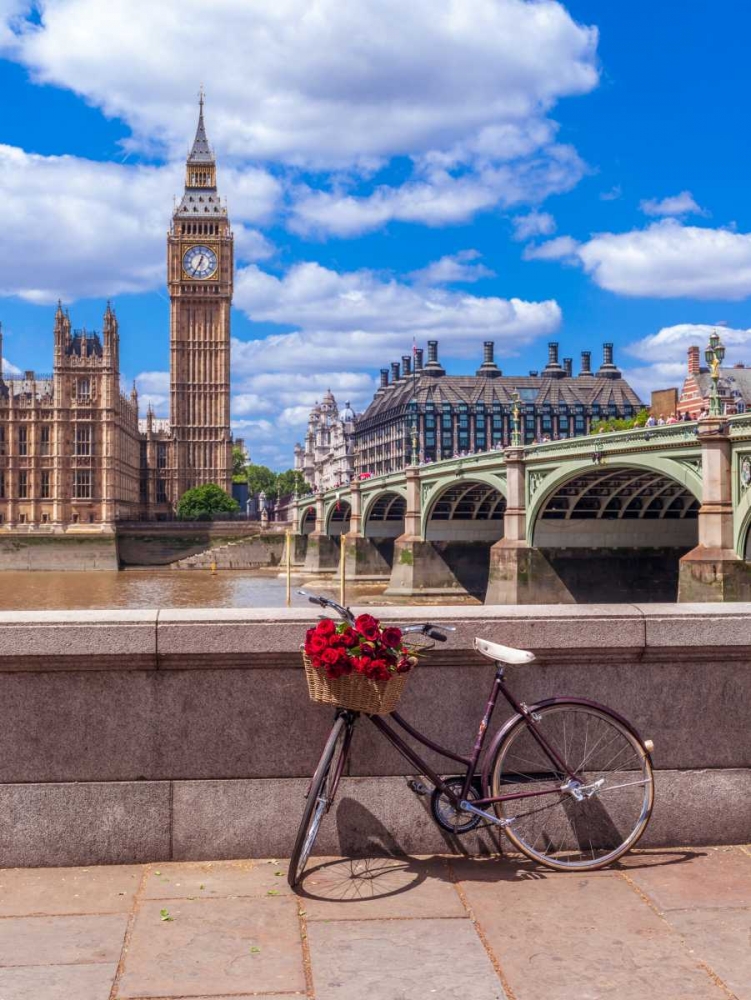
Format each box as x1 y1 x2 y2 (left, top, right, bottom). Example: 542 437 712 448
275 469 307 498
177 483 240 520
246 463 278 498
590 408 650 434
232 445 248 483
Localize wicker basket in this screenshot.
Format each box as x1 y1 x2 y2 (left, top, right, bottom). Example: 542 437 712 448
303 653 410 715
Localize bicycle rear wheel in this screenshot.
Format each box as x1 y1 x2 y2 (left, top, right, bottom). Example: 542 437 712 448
288 712 354 887
487 700 653 871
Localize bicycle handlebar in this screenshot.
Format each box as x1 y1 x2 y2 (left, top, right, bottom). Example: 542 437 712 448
298 590 454 642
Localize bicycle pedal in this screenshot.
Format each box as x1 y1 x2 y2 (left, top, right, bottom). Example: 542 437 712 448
407 779 430 796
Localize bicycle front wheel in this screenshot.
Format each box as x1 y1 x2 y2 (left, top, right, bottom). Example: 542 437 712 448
288 712 354 887
487 701 653 871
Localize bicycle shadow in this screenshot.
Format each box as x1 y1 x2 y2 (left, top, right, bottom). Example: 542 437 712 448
294 794 703 900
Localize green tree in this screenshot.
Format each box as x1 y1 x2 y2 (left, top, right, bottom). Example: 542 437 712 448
246 463 279 499
177 483 240 520
275 469 307 497
232 445 248 483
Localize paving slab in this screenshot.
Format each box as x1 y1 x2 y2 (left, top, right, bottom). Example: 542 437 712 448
0 913 127 967
117 896 305 998
308 917 505 1000
140 859 293 900
460 872 726 1000
0 864 142 916
625 844 751 909
0 962 118 1000
666 907 751 1000
299 856 466 920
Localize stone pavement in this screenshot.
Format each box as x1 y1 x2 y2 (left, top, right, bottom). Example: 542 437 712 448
0 846 748 1000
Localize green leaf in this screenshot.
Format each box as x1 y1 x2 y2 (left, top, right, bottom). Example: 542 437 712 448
250 946 261 954
267 889 281 896
159 908 173 922
154 870 161 875
274 870 284 876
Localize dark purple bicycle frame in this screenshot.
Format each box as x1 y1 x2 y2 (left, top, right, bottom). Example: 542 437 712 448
365 665 580 809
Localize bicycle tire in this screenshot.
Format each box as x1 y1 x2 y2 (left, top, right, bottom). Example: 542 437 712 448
288 712 353 887
487 700 653 871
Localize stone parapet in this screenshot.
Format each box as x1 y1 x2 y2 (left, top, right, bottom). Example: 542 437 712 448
0 604 749 865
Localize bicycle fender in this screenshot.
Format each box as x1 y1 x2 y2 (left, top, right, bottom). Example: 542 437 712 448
479 695 652 793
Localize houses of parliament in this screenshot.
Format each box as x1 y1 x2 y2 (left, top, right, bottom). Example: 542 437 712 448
0 97 233 529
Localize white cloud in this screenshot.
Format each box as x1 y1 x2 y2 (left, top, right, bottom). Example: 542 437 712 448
2 0 598 168
576 221 751 299
523 235 580 261
622 322 751 400
511 211 556 241
289 146 586 236
232 261 561 375
640 191 706 218
134 369 169 416
599 184 622 202
0 144 280 303
409 250 494 285
1 355 23 376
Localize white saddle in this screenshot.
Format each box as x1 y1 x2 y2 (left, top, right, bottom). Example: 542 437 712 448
474 637 536 666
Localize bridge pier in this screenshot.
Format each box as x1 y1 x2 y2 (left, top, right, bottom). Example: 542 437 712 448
303 493 339 573
486 445 573 604
679 417 751 601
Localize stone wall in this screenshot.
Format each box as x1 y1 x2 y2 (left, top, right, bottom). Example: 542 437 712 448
116 523 287 566
0 533 118 571
0 603 749 867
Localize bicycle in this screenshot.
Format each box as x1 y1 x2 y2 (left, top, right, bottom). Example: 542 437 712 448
289 591 654 887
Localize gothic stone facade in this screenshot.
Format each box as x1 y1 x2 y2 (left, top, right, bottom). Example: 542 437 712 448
356 340 642 477
0 98 233 529
294 390 356 491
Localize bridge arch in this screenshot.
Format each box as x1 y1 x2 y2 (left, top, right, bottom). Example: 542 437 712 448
421 474 507 541
299 505 316 535
528 461 700 602
362 489 407 538
324 499 351 536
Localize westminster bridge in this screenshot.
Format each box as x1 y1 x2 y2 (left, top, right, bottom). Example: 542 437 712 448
288 413 751 603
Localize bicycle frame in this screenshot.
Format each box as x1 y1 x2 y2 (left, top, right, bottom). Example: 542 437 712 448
363 664 581 811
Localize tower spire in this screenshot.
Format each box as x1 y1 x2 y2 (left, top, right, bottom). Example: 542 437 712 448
187 87 213 166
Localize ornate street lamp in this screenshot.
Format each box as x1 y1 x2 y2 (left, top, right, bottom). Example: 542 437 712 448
510 391 522 447
705 330 726 417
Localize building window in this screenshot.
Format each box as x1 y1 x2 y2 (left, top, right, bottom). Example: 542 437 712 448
74 471 92 499
0 472 4 498
18 471 28 499
40 425 51 455
40 471 50 499
18 427 27 456
0 426 4 455
157 479 167 503
41 513 48 524
75 425 92 456
77 378 91 402
157 443 167 469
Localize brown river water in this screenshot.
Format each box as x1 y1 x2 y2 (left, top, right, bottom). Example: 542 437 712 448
0 570 477 611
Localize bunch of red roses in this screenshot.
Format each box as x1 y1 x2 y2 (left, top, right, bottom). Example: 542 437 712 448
304 613 415 682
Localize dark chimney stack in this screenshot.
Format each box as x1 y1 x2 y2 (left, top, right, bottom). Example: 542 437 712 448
476 340 501 377
390 361 401 384
414 347 424 371
378 368 389 392
687 346 701 375
579 350 592 376
423 339 446 377
596 342 620 379
401 355 412 378
543 341 564 378
563 357 573 377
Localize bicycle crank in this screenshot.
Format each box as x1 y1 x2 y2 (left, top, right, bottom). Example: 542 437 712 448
459 799 515 828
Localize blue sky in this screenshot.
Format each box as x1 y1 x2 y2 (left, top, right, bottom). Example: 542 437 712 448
1 1 751 468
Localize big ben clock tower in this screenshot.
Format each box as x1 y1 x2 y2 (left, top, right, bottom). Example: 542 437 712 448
168 92 233 501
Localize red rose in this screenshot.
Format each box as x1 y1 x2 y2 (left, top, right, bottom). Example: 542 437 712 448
328 633 344 647
316 618 336 637
396 657 412 674
321 647 340 667
340 627 359 648
355 614 380 641
381 626 402 649
366 658 392 682
307 633 329 655
310 655 324 670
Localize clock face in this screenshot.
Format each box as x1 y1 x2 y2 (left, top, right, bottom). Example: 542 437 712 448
183 245 218 279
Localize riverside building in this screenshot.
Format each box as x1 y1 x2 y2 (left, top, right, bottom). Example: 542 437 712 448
355 340 642 477
0 96 234 529
294 390 356 491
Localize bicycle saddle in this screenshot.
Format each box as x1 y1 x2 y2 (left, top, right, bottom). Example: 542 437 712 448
474 637 535 665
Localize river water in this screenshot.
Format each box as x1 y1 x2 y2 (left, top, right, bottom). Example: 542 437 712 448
0 570 344 611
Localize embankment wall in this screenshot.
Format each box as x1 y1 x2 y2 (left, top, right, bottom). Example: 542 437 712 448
0 603 749 866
